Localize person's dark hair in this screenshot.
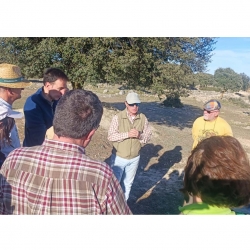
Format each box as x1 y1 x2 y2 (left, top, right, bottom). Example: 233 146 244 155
0 117 15 145
53 89 103 139
181 136 250 208
43 68 68 85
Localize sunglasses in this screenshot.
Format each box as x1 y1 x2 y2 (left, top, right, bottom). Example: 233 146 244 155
127 103 139 107
203 109 216 114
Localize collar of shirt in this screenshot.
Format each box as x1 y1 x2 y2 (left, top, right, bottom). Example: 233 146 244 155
0 97 12 109
41 87 54 106
126 109 137 122
42 139 85 154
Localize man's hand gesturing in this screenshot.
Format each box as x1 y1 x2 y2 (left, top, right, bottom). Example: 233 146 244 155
128 128 140 138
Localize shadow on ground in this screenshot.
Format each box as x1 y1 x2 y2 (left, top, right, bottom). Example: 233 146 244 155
103 101 203 130
127 144 185 214
30 79 43 83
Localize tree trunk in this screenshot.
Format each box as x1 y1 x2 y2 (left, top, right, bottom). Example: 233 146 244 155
71 81 84 90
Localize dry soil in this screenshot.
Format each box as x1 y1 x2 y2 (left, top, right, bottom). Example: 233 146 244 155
13 83 250 214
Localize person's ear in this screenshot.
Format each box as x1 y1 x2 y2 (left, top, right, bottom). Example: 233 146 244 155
7 88 15 96
82 129 96 148
44 82 52 89
6 88 12 93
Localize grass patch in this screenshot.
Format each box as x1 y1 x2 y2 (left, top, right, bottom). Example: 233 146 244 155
199 86 221 92
228 97 250 108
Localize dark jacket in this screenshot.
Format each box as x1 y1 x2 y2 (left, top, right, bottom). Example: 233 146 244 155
23 87 58 147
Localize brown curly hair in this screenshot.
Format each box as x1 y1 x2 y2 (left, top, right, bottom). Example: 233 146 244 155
182 136 250 208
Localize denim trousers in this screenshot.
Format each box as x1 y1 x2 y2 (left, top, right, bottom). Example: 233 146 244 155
110 154 140 200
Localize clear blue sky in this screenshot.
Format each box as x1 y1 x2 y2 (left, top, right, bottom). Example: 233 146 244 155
207 37 250 77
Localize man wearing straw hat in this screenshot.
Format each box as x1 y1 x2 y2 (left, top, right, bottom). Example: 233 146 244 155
23 68 68 147
0 63 32 157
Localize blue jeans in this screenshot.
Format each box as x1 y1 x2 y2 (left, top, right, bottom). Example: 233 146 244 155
110 154 140 200
231 205 250 214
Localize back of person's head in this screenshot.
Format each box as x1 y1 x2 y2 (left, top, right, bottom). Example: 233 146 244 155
182 136 250 208
53 89 103 139
43 68 68 85
0 104 22 145
0 117 15 145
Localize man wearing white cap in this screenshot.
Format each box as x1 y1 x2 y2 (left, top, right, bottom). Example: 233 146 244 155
0 63 32 158
108 92 152 200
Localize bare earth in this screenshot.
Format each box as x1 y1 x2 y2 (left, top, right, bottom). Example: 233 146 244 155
13 83 250 214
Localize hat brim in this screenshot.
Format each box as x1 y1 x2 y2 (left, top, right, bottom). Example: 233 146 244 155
205 108 220 111
126 98 141 104
0 80 32 88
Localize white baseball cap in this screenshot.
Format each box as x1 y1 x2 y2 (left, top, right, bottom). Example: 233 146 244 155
126 92 141 104
0 104 23 120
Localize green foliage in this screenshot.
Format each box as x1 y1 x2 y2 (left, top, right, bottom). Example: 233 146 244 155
162 93 184 108
214 67 243 92
0 37 216 96
195 72 216 87
152 63 192 98
240 73 250 91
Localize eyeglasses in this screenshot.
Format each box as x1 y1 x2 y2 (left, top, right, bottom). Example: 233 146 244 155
127 103 139 107
203 109 217 114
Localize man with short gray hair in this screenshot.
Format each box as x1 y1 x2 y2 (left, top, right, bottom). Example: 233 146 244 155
108 92 152 200
0 89 131 215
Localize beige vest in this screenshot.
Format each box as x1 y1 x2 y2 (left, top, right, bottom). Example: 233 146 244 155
113 109 145 159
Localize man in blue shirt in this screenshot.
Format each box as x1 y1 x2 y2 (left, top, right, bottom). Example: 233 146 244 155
23 68 69 147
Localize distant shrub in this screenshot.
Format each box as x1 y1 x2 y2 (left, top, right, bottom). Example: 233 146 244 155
248 95 250 102
162 96 184 108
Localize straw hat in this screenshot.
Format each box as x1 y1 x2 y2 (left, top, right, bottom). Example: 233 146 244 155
0 63 32 88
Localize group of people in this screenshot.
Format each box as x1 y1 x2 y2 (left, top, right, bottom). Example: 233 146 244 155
179 98 250 214
0 63 151 214
0 62 250 215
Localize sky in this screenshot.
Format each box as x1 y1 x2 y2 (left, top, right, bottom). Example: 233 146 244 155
207 37 250 77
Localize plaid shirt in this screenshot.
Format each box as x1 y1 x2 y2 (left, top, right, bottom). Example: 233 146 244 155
108 109 152 143
0 139 132 215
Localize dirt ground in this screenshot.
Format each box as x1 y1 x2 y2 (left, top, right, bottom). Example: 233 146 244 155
13 83 250 214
